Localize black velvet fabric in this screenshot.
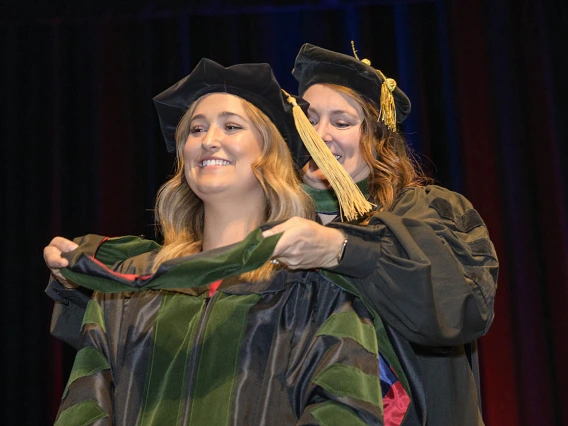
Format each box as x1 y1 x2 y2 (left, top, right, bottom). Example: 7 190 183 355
292 43 411 123
153 58 311 169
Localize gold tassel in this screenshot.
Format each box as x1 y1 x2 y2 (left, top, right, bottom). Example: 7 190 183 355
377 70 397 131
351 41 398 131
282 89 373 221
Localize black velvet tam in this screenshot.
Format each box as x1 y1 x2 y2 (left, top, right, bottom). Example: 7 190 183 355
153 58 310 168
292 43 411 123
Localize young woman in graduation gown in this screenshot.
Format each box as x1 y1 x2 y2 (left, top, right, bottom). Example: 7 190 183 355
50 59 383 426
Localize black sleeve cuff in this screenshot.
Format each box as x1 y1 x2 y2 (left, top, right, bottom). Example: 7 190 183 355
324 232 380 278
45 275 93 309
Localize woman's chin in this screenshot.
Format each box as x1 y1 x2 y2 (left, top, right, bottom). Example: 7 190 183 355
190 182 230 199
302 169 332 190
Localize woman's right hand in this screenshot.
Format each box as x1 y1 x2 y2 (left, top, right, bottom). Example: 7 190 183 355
43 237 79 288
261 217 347 270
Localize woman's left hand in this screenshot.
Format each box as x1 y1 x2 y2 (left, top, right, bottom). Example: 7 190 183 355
261 217 346 270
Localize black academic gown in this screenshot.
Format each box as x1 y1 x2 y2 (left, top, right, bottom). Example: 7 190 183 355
53 230 383 426
323 185 497 426
46 185 498 426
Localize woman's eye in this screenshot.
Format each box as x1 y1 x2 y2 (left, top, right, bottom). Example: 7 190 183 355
189 126 205 134
225 124 243 131
334 121 350 128
308 118 318 126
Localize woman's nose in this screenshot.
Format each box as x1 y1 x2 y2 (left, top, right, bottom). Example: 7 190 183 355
201 126 221 149
315 123 333 145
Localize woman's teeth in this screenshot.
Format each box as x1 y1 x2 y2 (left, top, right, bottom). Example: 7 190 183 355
200 159 231 167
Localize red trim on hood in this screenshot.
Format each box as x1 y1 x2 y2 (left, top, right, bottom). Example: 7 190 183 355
89 256 152 281
209 280 222 297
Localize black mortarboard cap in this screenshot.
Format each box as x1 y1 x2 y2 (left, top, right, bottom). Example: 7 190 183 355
292 43 411 124
153 58 310 169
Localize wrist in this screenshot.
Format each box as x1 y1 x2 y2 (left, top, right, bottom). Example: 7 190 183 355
335 230 348 266
52 272 79 289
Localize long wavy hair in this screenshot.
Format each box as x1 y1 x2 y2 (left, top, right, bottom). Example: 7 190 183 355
152 94 315 280
321 84 432 218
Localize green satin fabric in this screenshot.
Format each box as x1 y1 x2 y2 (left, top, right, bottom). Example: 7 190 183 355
56 238 383 425
60 229 281 293
302 179 369 215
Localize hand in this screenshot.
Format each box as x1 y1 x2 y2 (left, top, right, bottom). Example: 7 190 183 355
43 237 79 289
261 217 346 270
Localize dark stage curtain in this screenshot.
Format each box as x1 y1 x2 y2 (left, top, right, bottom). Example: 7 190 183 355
1 1 566 424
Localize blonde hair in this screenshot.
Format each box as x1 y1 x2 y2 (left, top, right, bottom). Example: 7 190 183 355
321 84 431 218
151 94 314 280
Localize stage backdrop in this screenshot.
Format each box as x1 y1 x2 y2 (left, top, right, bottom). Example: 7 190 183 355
1 0 566 425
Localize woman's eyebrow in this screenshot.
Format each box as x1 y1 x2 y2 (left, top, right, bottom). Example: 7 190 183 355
218 111 247 121
308 108 356 116
190 113 205 122
191 111 247 122
329 109 357 116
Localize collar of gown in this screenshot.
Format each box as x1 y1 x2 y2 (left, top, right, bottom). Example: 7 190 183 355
302 179 369 215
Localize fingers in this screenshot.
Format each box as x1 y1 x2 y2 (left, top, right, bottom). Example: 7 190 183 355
269 229 307 264
261 217 304 238
43 237 78 269
43 236 81 288
262 217 317 259
50 236 79 253
262 225 282 238
265 221 345 270
43 245 69 269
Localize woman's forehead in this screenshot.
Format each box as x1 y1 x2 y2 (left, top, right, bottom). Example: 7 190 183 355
303 84 363 117
193 93 247 115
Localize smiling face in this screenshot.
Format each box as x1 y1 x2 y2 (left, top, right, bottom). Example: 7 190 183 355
183 93 264 202
302 84 370 189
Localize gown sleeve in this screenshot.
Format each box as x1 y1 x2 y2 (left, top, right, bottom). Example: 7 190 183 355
46 277 93 349
45 234 160 349
290 292 383 426
54 292 114 426
45 234 107 349
326 185 498 346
